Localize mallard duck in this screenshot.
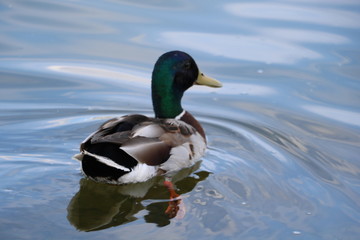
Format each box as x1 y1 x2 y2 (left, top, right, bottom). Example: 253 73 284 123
76 50 221 216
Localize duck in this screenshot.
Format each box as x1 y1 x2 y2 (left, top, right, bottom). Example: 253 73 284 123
75 50 222 217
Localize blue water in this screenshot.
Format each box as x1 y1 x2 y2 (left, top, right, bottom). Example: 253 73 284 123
1 1 360 239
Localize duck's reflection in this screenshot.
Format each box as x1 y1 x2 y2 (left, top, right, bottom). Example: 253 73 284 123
67 164 210 231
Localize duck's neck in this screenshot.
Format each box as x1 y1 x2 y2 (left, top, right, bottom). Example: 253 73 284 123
152 70 184 119
152 89 183 118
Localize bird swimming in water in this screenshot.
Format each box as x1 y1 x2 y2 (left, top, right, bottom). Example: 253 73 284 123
75 50 222 217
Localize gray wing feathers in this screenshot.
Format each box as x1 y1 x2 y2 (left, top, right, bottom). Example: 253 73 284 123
83 115 197 166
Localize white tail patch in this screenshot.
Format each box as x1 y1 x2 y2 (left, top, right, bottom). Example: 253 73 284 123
118 163 158 183
72 153 84 161
83 150 131 172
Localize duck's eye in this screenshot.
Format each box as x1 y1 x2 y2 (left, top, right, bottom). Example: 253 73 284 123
183 62 191 69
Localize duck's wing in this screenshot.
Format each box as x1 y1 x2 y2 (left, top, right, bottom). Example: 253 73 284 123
80 114 149 150
80 115 196 167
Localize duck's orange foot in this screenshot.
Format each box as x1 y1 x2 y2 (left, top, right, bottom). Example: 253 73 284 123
163 180 186 219
165 198 181 218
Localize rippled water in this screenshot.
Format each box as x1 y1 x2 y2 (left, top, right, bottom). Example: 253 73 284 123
1 1 360 239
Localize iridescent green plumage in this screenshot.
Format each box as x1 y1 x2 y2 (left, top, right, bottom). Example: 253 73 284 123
151 51 199 118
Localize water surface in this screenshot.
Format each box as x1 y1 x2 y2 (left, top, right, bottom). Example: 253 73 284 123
1 1 360 239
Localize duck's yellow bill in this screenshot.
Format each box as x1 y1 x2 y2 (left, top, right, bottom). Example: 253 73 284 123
195 72 222 88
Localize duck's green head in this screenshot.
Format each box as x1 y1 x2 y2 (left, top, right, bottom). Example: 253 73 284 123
152 51 222 118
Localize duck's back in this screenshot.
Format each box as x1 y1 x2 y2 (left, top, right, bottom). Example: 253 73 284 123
79 114 206 184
